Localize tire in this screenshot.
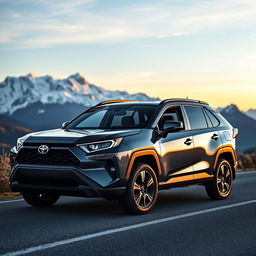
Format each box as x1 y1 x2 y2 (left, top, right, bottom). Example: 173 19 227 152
22 192 60 207
120 163 158 214
205 159 233 200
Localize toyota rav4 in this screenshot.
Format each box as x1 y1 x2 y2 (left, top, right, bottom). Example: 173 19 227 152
9 99 238 214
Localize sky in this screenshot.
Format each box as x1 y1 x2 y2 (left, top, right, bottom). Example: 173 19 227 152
0 0 256 110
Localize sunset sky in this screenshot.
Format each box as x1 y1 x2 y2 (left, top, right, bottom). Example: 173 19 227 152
0 0 256 110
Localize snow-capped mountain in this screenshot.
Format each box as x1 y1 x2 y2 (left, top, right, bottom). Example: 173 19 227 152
245 108 256 120
0 73 158 115
219 104 256 152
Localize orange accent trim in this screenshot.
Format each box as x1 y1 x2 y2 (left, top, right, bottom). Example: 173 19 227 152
213 146 236 169
194 172 214 180
125 150 162 179
163 174 194 184
160 172 213 185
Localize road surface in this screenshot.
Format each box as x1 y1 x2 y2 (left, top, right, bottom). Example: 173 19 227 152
0 171 255 256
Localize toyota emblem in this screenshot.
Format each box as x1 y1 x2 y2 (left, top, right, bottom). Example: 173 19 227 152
38 145 49 154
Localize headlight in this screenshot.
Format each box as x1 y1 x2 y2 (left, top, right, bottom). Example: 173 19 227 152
78 138 123 153
16 137 24 151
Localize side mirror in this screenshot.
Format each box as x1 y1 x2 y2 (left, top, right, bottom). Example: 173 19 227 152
62 121 70 129
161 121 184 137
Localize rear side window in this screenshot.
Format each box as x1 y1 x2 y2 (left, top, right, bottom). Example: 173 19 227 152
184 106 207 130
204 109 220 127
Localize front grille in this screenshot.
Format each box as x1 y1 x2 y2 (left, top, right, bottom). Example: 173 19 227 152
17 148 80 166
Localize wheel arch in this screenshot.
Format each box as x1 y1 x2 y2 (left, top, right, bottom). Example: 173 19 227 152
125 150 162 180
214 147 237 179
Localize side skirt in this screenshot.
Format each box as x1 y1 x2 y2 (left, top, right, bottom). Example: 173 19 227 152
159 172 214 190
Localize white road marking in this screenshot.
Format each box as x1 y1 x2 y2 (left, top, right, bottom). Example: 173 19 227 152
1 198 256 256
0 199 23 204
237 170 256 175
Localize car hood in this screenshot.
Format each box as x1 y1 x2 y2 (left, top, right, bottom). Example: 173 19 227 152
24 128 141 144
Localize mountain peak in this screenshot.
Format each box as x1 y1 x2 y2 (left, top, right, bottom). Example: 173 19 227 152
68 72 88 84
220 104 240 114
27 72 38 79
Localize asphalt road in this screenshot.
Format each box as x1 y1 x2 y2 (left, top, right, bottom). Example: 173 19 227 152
0 171 256 256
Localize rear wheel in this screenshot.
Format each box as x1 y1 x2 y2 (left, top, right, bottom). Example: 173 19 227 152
120 163 158 214
22 192 59 207
205 159 233 200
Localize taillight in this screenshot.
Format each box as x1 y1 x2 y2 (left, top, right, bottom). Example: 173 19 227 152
233 128 238 138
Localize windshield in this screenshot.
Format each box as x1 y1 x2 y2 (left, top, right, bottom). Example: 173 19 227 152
66 104 158 129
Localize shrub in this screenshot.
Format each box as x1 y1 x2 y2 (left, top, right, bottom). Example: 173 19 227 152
0 152 11 192
237 153 256 170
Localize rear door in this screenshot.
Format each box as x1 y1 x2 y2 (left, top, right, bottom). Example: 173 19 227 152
183 105 222 178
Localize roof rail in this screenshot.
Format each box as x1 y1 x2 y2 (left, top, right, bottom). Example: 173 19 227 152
160 98 208 105
97 100 136 106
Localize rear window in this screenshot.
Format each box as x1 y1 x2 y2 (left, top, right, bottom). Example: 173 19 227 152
184 106 208 130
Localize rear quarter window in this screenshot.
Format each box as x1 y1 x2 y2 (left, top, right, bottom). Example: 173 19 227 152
204 108 220 127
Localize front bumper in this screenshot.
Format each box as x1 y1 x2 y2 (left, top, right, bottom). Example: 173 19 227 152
10 164 126 199
9 145 131 199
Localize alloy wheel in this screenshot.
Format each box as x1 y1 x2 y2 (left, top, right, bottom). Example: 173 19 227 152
217 163 232 196
132 170 156 209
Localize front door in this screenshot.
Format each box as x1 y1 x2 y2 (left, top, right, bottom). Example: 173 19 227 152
159 106 194 182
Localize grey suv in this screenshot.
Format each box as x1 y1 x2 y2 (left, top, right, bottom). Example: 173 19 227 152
9 98 238 214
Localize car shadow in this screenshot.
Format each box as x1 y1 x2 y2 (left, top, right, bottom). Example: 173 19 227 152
21 186 211 218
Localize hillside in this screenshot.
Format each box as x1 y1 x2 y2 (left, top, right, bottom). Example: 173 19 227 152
0 115 33 151
245 109 256 120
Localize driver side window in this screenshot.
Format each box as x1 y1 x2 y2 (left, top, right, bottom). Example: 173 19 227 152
158 106 184 130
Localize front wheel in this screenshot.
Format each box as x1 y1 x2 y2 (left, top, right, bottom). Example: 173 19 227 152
120 163 158 214
205 159 233 200
22 192 60 207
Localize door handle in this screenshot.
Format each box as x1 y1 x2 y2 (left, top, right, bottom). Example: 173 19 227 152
184 138 192 146
211 133 219 140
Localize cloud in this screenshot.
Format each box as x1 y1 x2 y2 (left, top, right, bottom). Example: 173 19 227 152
1 0 256 49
